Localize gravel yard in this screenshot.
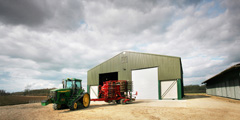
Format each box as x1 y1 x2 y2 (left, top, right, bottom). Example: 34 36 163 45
0 94 239 120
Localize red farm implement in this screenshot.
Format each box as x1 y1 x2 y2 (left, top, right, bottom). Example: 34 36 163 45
91 80 136 104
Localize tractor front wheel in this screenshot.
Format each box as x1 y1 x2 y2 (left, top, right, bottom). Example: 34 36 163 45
70 102 78 110
82 93 90 108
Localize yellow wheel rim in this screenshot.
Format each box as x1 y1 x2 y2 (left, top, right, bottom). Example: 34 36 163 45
83 94 90 107
73 102 77 109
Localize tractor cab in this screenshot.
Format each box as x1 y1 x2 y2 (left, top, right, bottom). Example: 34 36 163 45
63 78 83 96
63 78 82 91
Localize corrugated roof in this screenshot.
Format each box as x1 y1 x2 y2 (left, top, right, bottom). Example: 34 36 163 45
88 51 180 71
202 63 240 83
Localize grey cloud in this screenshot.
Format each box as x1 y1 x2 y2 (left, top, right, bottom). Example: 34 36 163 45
84 0 203 35
180 0 203 6
169 0 203 7
84 0 176 35
0 0 84 30
226 46 240 63
0 0 50 26
103 0 202 12
108 0 158 13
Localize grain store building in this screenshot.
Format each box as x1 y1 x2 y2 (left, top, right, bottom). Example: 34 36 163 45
202 63 240 100
87 51 184 100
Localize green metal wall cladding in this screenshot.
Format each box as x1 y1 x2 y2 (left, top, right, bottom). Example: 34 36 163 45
87 51 183 86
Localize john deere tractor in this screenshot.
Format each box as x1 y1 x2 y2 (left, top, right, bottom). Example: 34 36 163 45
41 78 90 110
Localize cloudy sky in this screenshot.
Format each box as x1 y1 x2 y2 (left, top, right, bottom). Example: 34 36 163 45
0 0 239 92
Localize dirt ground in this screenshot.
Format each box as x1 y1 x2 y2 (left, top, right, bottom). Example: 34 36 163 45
0 94 240 120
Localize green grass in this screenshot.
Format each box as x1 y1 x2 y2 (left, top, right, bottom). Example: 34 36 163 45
0 96 47 106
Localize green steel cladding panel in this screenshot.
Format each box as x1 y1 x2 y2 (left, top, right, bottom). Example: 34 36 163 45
158 80 161 100
177 79 182 100
87 51 182 86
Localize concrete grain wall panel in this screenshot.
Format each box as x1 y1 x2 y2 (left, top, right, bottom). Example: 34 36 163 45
221 81 227 97
229 79 236 99
204 65 240 100
212 84 216 95
206 88 210 94
216 83 221 96
234 78 240 99
226 80 231 98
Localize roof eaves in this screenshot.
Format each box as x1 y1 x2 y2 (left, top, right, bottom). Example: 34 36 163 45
202 63 240 84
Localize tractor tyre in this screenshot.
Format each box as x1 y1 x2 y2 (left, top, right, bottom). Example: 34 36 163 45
120 99 126 105
53 104 61 110
70 102 78 110
82 93 90 108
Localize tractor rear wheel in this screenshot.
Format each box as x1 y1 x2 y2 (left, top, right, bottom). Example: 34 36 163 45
53 104 61 110
82 93 90 108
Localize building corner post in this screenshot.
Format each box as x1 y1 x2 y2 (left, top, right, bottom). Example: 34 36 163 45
87 85 90 93
158 80 161 100
177 79 182 100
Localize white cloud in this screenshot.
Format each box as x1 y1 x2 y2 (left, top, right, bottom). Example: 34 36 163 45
0 0 240 92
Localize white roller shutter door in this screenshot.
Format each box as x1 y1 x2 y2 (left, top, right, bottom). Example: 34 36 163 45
132 67 158 99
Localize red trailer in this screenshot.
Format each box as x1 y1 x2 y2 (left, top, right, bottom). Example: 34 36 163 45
91 80 136 104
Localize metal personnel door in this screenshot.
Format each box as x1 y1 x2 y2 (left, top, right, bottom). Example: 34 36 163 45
161 80 178 99
90 86 98 99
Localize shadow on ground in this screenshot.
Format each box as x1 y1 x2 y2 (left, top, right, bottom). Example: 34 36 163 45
183 94 210 100
59 100 147 113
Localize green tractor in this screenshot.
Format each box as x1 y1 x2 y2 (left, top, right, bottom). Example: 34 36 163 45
41 78 90 110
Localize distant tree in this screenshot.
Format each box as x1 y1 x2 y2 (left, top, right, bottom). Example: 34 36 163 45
23 84 32 96
24 88 29 96
0 89 6 96
0 89 11 96
12 88 56 96
184 85 206 93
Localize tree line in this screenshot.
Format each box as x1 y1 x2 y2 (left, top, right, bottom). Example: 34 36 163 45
0 88 56 96
184 85 206 93
0 90 11 96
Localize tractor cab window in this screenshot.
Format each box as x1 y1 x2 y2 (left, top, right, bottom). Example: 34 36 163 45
75 81 81 89
66 80 73 89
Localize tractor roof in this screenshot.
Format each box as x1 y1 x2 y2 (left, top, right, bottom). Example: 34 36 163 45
65 78 82 81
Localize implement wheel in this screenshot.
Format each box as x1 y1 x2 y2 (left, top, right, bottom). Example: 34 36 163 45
120 99 126 105
82 93 90 108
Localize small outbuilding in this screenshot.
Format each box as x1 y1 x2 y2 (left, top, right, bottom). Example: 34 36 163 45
87 51 184 100
202 63 240 100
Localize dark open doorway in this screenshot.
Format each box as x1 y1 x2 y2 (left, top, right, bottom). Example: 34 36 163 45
99 72 118 86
